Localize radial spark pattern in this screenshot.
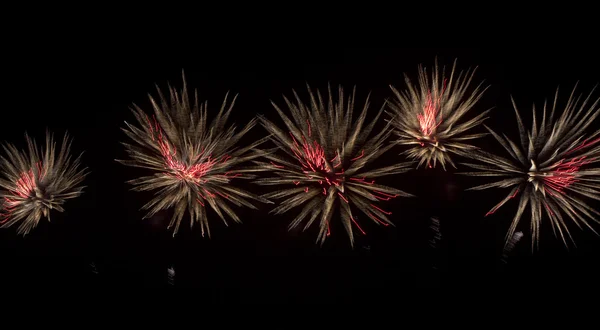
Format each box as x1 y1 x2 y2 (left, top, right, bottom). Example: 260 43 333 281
463 86 600 248
118 76 269 237
0 133 87 235
257 86 413 246
387 60 489 169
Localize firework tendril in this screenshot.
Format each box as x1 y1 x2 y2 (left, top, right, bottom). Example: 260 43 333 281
256 85 413 246
462 85 600 249
118 75 270 237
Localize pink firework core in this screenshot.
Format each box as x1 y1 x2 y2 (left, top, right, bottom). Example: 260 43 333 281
417 92 442 139
1 162 45 223
417 80 447 144
14 169 38 198
533 136 600 196
417 92 442 142
157 137 216 181
266 120 398 236
11 161 44 199
543 156 589 193
146 115 217 182
289 130 344 193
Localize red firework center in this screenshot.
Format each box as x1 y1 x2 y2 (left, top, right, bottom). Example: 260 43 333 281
144 115 241 206
270 120 398 237
418 93 443 140
1 161 45 223
417 80 447 146
543 156 589 196
486 137 600 217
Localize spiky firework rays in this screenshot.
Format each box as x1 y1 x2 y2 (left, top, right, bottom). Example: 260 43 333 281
463 86 600 248
387 60 489 169
118 76 269 237
257 86 413 246
0 133 87 235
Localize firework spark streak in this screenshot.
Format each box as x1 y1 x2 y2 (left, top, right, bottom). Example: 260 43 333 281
118 75 270 237
90 262 98 274
167 266 175 286
502 231 523 264
429 217 441 249
256 85 413 246
387 60 489 169
0 133 87 235
462 86 600 248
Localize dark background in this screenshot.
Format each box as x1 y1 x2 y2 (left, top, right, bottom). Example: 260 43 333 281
1 48 599 296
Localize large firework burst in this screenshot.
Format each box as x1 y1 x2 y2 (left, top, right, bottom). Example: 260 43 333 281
0 132 87 235
256 85 413 246
118 76 269 237
387 60 489 169
462 86 600 248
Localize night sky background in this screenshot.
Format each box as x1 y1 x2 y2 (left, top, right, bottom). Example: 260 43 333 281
1 48 599 297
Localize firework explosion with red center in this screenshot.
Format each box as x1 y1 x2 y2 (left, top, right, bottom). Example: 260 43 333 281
0 133 87 235
147 114 219 183
541 156 590 194
118 75 270 236
256 85 413 246
288 129 345 196
463 86 600 248
387 60 489 169
2 165 43 222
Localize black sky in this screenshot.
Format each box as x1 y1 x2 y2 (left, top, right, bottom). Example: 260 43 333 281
1 48 599 296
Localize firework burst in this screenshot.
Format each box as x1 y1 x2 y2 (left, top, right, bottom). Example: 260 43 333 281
256 85 413 246
462 85 600 248
118 75 269 237
0 132 87 235
387 60 489 169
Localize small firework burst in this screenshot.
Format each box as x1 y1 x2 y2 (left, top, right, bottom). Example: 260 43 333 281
256 85 413 246
118 74 269 237
387 60 489 169
0 132 87 235
462 86 600 248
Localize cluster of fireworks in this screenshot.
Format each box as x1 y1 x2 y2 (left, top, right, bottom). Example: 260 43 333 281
1 62 598 252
